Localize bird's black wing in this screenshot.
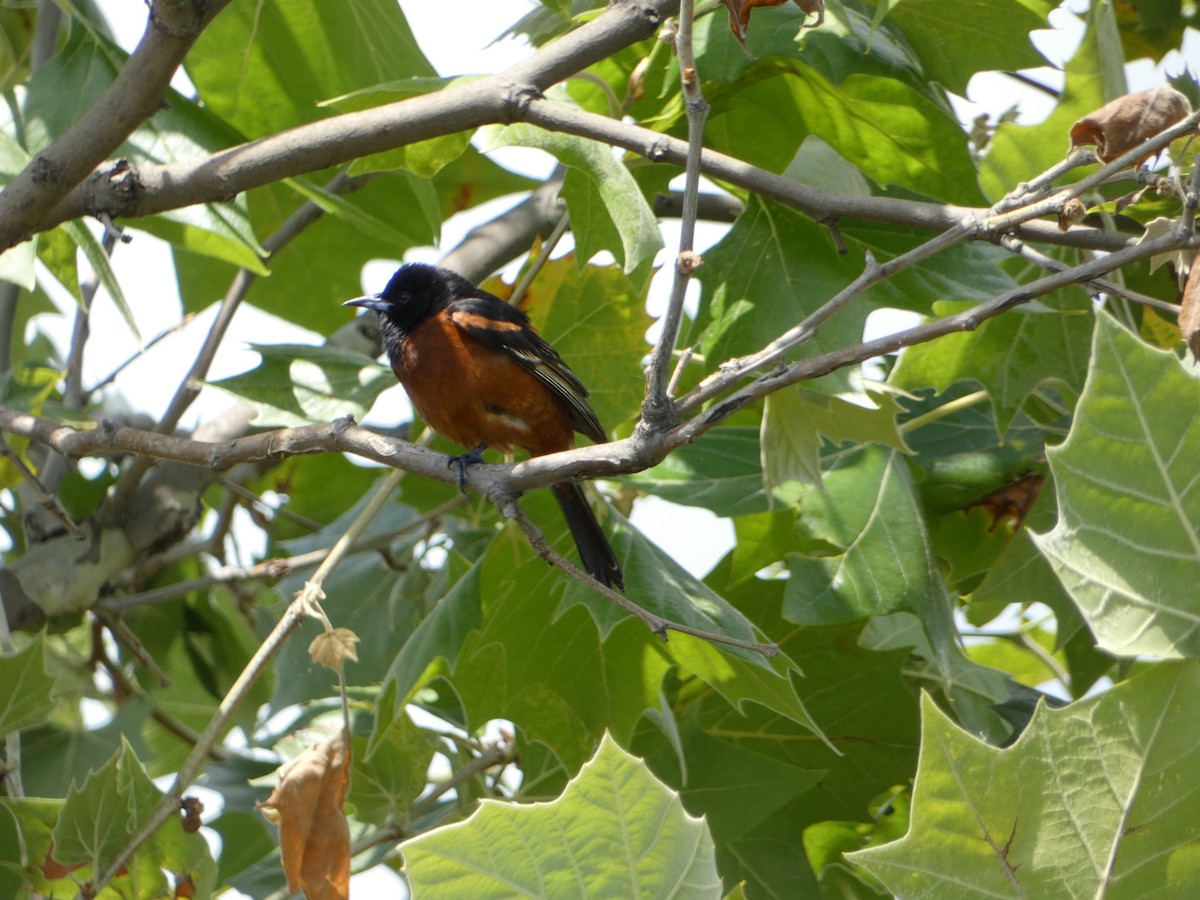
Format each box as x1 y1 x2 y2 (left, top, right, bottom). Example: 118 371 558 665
447 295 607 444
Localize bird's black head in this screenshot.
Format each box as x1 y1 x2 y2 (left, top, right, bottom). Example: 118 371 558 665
344 263 475 337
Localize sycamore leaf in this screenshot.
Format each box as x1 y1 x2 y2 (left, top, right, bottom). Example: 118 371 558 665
761 386 909 494
1035 316 1200 658
44 738 214 897
1070 84 1193 163
0 635 57 737
850 662 1200 897
400 734 722 898
260 735 351 900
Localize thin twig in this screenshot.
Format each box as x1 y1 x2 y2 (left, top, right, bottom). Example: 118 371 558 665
85 313 197 396
643 0 708 423
673 219 1199 442
675 221 975 415
666 346 696 397
98 494 467 615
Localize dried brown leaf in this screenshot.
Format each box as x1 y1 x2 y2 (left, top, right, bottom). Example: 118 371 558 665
1069 85 1193 164
309 627 360 673
260 736 351 900
1179 250 1200 362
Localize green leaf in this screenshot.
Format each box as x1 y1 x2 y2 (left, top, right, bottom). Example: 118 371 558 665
890 292 1094 434
53 738 214 895
785 447 953 635
0 237 35 290
761 386 909 494
175 171 443 335
0 635 56 737
626 427 803 517
885 0 1054 94
322 77 475 178
707 61 983 204
10 23 264 277
851 662 1200 897
478 124 663 272
59 220 139 342
1034 316 1200 659
691 197 864 383
352 686 436 825
401 733 722 899
206 343 395 428
185 0 435 139
845 220 1020 312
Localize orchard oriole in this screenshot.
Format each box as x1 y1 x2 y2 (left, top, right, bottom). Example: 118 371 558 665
345 263 624 590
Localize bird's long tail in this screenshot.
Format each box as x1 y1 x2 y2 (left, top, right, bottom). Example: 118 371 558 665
551 483 624 591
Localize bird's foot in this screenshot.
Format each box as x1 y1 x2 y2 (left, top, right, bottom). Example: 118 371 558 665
448 444 487 493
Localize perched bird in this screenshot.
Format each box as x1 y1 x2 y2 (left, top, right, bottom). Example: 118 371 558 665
345 263 624 590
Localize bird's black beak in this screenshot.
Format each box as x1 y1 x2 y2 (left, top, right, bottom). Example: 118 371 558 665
343 296 387 312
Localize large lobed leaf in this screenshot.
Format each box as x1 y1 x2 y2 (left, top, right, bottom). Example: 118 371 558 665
851 661 1200 897
400 733 722 899
1036 315 1200 659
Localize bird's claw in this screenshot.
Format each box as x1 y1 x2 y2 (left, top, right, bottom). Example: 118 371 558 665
448 444 487 493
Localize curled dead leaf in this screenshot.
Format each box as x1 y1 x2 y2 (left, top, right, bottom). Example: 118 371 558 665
722 0 825 54
259 735 351 900
1179 250 1200 362
1069 85 1193 164
309 626 360 673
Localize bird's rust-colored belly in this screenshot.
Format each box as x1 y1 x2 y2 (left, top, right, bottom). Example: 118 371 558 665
396 313 573 456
